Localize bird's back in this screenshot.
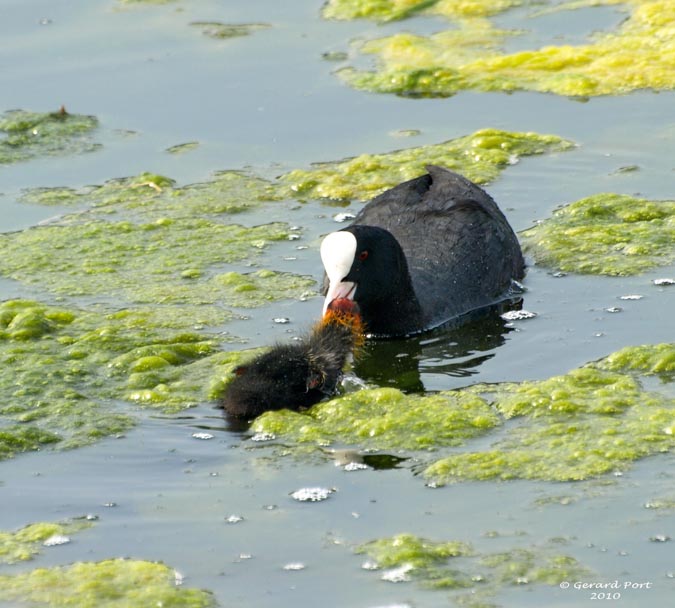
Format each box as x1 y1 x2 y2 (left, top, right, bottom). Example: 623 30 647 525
351 166 524 328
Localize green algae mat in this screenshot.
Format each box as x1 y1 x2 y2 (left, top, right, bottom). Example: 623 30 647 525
0 299 249 456
0 108 100 164
355 533 591 601
0 518 215 606
280 128 573 201
253 343 675 483
520 193 675 276
325 0 675 98
0 558 215 607
0 520 92 565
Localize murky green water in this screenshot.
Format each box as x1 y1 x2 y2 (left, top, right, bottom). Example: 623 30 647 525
1 1 674 607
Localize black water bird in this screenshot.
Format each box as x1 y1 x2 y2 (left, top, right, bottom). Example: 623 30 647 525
220 303 363 419
320 165 525 337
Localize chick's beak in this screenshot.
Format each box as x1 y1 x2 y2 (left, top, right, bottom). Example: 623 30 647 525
322 281 356 316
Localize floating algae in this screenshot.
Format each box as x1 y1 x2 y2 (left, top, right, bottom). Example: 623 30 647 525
323 0 523 22
334 0 675 98
520 193 675 276
356 533 590 597
280 129 573 201
0 166 316 458
0 108 99 164
166 141 199 155
20 170 280 218
251 344 675 483
190 22 271 39
0 299 255 457
0 559 215 607
425 353 675 484
252 387 500 450
4 172 313 313
596 343 675 379
0 521 93 565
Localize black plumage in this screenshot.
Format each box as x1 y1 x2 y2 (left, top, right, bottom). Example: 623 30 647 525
323 166 525 336
220 307 362 419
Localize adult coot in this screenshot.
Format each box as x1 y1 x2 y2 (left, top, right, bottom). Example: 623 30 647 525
220 301 363 419
321 166 525 337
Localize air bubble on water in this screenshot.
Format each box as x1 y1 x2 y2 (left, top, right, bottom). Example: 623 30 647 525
273 317 290 324
283 562 306 571
251 432 275 442
649 534 671 543
290 487 334 502
192 432 214 440
362 560 379 571
43 535 70 547
344 462 369 472
333 212 356 223
619 294 643 300
226 514 244 524
501 310 536 321
381 564 414 583
653 278 674 286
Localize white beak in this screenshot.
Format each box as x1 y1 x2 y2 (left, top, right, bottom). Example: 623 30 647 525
320 231 357 316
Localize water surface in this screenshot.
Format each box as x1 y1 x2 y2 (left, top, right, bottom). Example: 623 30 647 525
1 1 674 607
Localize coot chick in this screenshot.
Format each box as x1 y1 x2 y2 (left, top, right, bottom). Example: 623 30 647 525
321 165 525 337
220 302 363 419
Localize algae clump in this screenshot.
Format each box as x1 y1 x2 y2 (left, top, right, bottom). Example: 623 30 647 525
20 170 280 217
190 22 271 39
0 521 93 565
3 172 314 315
323 0 523 22
335 0 675 98
280 129 573 201
520 193 675 276
356 533 590 595
252 387 500 450
0 558 215 607
0 108 100 164
0 299 254 456
0 166 316 459
425 349 675 484
597 343 675 379
252 343 675 483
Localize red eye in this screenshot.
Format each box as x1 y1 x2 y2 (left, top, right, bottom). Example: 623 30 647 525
358 250 369 261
